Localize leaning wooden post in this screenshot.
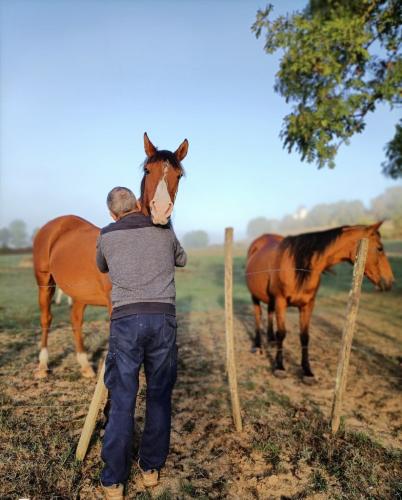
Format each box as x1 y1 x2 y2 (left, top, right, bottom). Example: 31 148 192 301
224 227 243 432
76 358 108 461
330 238 369 434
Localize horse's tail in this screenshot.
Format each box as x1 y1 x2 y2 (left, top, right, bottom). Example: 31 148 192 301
32 221 58 291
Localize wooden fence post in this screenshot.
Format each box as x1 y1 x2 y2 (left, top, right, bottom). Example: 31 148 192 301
330 238 369 434
76 358 108 461
224 227 243 432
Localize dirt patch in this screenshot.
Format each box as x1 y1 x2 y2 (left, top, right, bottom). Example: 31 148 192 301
0 306 401 498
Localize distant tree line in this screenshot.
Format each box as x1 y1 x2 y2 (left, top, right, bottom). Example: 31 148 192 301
247 187 402 239
0 219 212 251
183 230 209 249
0 220 38 249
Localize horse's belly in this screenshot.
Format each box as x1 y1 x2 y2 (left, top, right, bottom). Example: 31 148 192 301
246 273 269 303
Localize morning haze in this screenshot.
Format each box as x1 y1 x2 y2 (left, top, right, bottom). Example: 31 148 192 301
0 0 400 243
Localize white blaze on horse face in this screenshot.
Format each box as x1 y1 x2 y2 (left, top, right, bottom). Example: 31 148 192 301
150 163 174 225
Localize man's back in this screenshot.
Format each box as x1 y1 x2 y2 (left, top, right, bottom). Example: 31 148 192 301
96 212 186 315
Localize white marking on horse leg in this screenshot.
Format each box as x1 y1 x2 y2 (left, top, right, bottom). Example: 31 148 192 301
39 347 49 369
36 347 49 377
77 351 90 368
77 352 96 378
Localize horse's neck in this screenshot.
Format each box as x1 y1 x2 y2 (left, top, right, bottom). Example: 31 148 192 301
316 230 362 272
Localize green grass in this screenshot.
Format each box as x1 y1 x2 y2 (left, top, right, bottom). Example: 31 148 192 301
2 247 401 326
0 254 108 333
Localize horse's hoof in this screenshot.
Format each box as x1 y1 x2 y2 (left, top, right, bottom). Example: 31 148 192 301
273 369 287 379
35 368 49 379
251 347 263 355
81 365 96 378
302 375 317 385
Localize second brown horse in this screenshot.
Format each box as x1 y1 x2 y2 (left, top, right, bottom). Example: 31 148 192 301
246 223 394 380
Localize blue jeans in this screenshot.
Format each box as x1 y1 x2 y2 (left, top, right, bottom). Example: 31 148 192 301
101 313 177 486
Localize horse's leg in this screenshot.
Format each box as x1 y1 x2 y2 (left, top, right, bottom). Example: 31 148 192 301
251 295 263 353
267 296 276 343
299 301 315 378
71 301 95 378
36 273 56 378
274 297 287 374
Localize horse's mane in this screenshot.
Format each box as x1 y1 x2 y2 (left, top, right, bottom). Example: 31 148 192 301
143 150 184 172
281 226 346 287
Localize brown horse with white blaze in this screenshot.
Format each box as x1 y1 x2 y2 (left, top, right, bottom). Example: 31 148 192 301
33 133 188 378
246 222 394 380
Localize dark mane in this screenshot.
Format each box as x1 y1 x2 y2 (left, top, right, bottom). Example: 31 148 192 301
143 150 184 172
281 226 346 287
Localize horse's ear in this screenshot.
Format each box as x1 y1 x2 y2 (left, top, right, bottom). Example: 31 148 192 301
144 132 157 158
174 139 189 162
368 221 384 233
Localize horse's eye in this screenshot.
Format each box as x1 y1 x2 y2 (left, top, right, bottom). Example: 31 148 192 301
378 245 383 252
144 169 150 175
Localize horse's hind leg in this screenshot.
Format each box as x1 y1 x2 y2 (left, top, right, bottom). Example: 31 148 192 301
251 296 263 353
71 301 95 378
299 301 315 380
267 296 275 343
274 297 287 376
36 272 56 378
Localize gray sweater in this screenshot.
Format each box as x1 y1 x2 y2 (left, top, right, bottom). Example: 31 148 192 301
96 212 187 318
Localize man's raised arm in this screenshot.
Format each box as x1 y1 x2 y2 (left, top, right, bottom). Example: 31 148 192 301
96 234 109 273
173 234 187 268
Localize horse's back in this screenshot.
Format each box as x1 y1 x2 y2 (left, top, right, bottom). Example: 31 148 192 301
247 233 283 261
33 215 110 305
33 215 99 269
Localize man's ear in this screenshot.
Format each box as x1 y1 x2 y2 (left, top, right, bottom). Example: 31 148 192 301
109 210 118 221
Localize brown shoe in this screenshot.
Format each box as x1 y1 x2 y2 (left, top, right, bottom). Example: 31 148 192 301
101 483 124 499
138 461 159 487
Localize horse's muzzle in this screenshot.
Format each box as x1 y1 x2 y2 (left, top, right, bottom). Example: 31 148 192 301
378 277 394 291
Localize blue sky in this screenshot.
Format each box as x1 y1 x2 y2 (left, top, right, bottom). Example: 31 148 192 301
1 0 400 242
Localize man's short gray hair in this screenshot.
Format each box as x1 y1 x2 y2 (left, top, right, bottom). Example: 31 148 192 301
107 187 137 217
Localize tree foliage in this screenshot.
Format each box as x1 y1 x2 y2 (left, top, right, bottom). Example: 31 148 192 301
252 1 402 176
370 185 402 218
183 230 209 249
0 228 11 248
247 217 278 238
247 188 402 239
8 219 28 248
382 119 402 178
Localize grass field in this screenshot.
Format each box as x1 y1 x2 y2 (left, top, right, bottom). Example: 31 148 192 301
0 243 401 499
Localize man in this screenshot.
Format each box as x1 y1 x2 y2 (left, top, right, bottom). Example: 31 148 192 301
96 186 187 499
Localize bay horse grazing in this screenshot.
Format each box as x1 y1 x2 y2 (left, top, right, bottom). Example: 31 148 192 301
33 133 188 378
246 222 394 380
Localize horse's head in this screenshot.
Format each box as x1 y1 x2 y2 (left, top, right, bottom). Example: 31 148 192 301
344 222 394 291
140 133 188 225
